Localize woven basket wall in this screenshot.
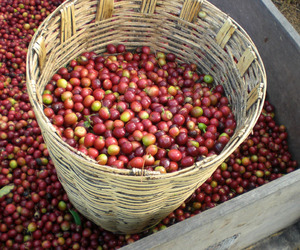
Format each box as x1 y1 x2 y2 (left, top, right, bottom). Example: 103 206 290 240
26 0 266 234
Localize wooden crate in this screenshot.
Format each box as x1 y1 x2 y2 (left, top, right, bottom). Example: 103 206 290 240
121 169 300 250
120 0 300 249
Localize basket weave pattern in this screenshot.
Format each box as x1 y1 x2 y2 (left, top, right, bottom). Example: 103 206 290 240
26 0 266 234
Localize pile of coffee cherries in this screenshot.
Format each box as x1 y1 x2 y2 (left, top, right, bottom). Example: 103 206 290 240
42 44 236 173
0 0 298 249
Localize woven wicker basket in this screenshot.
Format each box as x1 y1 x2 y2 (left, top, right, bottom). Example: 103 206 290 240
26 0 266 234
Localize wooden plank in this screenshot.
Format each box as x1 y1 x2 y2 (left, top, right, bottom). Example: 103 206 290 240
121 169 300 249
247 220 300 249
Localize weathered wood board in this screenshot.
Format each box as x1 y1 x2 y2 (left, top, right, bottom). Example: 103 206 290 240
248 219 300 250
121 169 300 250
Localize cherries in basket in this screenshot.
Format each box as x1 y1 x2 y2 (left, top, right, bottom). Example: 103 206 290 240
42 44 236 173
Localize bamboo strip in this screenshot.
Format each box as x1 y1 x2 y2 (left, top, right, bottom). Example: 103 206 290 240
237 46 257 76
247 82 264 111
95 0 114 21
179 0 203 23
141 0 158 14
216 18 237 48
60 8 65 44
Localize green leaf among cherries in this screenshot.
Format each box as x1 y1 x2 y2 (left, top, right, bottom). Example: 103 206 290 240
0 184 15 198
